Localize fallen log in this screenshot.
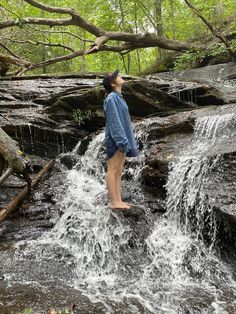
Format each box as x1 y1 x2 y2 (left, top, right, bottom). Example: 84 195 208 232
0 127 31 185
0 154 5 176
0 167 13 185
0 159 54 222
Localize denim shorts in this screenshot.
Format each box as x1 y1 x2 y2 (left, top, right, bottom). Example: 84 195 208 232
105 139 118 160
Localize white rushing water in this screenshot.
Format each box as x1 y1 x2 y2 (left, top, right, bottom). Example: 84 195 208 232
25 112 236 313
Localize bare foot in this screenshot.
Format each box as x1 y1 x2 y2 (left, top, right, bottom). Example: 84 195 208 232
121 201 133 207
108 201 130 209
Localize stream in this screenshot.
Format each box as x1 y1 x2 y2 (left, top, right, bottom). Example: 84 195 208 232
0 104 236 313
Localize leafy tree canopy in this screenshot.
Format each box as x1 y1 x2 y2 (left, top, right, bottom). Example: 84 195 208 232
0 0 235 75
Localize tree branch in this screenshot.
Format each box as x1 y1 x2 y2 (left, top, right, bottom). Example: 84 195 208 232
183 0 235 58
23 0 104 37
0 18 74 30
22 0 198 50
0 42 21 59
29 26 94 43
0 54 31 67
1 37 75 52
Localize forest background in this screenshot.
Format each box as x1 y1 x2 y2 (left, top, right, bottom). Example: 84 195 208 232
0 0 235 76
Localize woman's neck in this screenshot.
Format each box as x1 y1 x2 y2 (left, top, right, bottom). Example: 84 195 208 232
114 87 122 94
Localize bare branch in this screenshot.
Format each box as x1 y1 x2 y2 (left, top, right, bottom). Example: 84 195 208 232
23 0 104 37
0 54 31 67
183 0 235 58
84 36 109 55
1 37 75 52
0 42 21 58
23 0 79 15
29 26 94 43
183 0 228 45
0 18 74 30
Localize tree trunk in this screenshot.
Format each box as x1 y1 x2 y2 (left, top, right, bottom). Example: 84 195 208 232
0 128 31 185
155 0 164 59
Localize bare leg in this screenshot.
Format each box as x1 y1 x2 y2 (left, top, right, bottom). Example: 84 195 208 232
106 170 120 208
106 150 130 209
114 153 132 207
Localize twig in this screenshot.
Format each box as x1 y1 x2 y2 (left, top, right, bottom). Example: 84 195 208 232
0 159 54 222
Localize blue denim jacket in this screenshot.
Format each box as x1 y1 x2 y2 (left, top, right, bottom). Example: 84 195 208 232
103 91 139 159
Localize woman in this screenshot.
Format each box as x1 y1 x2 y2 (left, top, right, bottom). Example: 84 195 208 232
103 69 139 210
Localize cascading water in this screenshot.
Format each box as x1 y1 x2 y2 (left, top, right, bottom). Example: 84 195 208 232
5 111 236 313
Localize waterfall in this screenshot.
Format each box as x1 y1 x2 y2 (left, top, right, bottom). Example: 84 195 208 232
166 112 236 235
10 112 236 313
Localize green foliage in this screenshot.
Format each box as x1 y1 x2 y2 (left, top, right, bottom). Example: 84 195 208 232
229 39 236 50
209 43 228 57
174 50 206 70
0 0 235 74
72 109 92 125
174 41 236 71
22 308 32 314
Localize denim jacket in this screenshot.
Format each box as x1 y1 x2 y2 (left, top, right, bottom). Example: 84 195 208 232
103 91 139 158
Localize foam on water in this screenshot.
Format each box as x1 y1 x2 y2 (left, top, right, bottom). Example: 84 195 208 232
14 113 236 313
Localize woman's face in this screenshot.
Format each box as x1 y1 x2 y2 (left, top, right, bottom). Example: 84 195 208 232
111 74 125 88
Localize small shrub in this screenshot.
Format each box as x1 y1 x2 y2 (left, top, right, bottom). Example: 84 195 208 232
173 50 206 70
173 41 236 71
22 308 32 314
72 108 92 125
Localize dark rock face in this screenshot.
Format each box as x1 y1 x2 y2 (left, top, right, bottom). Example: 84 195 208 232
155 62 236 104
122 80 188 116
0 77 98 157
210 151 236 233
136 111 195 196
156 62 236 83
0 73 228 158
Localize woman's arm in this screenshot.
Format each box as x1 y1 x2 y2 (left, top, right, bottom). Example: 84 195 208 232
105 97 129 154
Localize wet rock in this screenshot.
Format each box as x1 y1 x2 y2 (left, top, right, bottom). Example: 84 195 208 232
218 204 236 224
59 153 78 169
208 152 236 241
0 77 98 157
122 80 189 116
145 199 166 214
0 220 13 236
140 104 236 207
0 73 228 160
156 62 236 105
138 111 196 197
139 103 236 258
27 154 46 172
111 205 145 218
156 62 236 83
195 88 225 106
